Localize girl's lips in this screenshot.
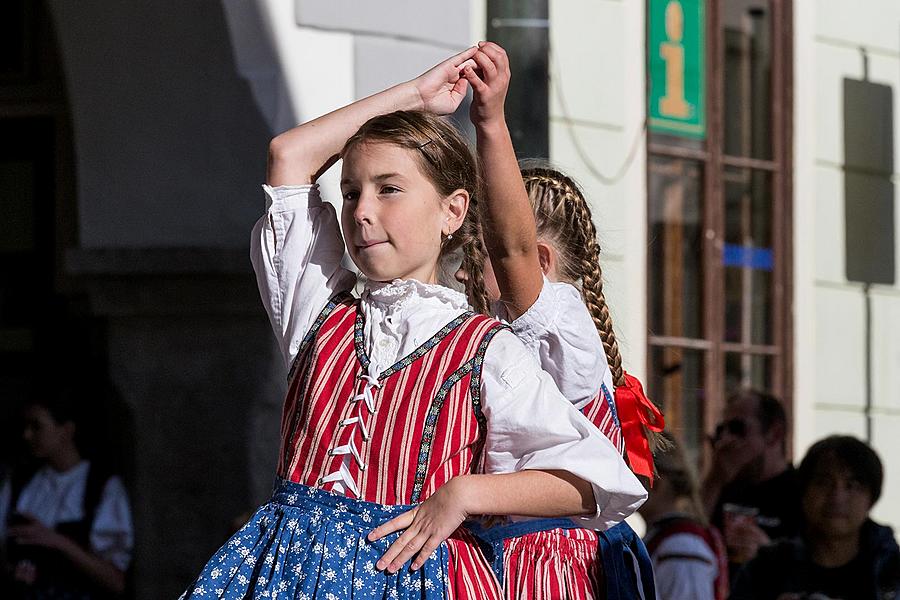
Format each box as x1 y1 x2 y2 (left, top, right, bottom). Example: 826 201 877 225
357 240 387 249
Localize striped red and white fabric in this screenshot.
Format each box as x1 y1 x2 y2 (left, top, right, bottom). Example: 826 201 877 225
276 294 506 599
502 527 604 600
278 295 503 505
498 380 622 600
580 384 625 456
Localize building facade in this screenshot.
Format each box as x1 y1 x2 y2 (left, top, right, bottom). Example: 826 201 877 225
2 0 899 596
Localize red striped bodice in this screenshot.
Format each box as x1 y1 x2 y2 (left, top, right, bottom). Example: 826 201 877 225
580 381 625 455
277 294 506 506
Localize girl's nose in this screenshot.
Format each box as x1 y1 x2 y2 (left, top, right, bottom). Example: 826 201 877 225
353 190 376 225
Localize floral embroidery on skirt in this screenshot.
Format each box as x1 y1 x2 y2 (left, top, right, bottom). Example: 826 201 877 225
180 479 498 600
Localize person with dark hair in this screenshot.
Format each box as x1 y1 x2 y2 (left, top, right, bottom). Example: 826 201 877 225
700 389 802 578
730 435 900 600
641 432 728 600
0 392 133 598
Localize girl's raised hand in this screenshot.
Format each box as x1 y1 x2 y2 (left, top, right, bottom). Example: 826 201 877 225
368 476 472 573
462 42 510 129
412 46 479 116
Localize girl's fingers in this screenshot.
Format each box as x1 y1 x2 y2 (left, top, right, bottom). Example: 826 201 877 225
449 46 480 70
411 535 442 571
471 50 498 80
462 67 488 94
368 509 415 542
478 42 509 72
376 523 420 571
387 530 431 572
449 77 469 101
457 58 478 73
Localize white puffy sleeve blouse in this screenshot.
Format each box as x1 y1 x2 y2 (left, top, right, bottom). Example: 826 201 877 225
250 184 645 529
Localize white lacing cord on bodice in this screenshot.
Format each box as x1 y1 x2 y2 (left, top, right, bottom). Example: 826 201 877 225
319 369 380 497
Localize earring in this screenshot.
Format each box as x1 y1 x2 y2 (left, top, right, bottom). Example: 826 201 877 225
446 232 453 240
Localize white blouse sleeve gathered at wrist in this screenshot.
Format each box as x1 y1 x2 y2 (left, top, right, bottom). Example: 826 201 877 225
251 184 357 370
479 329 646 530
506 279 610 410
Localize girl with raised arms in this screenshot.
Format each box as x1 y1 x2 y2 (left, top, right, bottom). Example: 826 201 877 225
460 42 663 599
180 46 645 599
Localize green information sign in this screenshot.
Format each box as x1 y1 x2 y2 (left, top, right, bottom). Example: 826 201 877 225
648 0 706 139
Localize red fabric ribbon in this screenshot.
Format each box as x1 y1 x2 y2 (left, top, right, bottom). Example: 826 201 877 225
615 373 665 485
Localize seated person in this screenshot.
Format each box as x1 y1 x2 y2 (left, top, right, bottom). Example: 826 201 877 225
701 389 802 578
730 435 900 600
0 390 133 598
641 431 728 600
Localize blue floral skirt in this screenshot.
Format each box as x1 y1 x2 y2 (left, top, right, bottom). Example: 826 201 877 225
180 479 474 600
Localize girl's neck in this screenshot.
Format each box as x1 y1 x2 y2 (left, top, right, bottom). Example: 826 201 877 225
48 444 82 473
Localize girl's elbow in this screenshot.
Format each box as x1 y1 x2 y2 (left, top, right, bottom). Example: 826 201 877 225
268 135 294 164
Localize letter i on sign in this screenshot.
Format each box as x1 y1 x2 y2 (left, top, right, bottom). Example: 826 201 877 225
659 0 691 119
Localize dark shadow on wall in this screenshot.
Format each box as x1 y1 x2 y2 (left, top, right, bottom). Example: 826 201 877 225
24 1 291 598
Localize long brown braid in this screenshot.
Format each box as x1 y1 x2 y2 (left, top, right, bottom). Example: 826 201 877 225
521 167 626 387
341 110 490 314
522 166 668 456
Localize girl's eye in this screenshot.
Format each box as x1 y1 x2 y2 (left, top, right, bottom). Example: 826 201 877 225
342 190 359 202
380 185 401 194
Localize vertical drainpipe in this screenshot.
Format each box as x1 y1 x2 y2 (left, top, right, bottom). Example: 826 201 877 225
486 0 549 159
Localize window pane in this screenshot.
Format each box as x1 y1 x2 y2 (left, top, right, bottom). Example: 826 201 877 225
648 157 704 339
649 131 706 152
723 167 773 344
650 346 706 462
725 352 773 395
722 0 772 159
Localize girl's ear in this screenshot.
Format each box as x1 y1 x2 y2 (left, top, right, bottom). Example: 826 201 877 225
536 240 557 279
444 189 470 236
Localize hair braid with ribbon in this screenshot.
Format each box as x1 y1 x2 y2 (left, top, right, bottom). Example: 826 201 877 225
521 166 667 481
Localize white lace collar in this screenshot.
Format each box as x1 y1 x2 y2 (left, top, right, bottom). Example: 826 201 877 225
363 279 469 312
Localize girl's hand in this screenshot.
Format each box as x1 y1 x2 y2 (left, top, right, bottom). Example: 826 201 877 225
369 476 472 573
412 46 479 115
13 560 38 585
462 42 510 129
8 518 69 551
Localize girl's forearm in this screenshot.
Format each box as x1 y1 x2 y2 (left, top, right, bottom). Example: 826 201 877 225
267 81 421 186
476 122 543 318
454 470 596 518
57 537 126 595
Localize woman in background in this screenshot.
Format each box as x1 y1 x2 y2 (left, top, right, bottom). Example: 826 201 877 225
640 432 727 600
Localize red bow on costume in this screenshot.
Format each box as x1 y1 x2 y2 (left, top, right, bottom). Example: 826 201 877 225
615 373 665 485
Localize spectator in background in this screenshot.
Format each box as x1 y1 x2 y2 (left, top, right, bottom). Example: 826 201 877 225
730 435 900 600
701 389 802 576
0 390 133 598
641 431 729 600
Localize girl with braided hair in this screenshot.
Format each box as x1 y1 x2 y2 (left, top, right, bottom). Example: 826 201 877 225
459 42 662 600
180 48 645 600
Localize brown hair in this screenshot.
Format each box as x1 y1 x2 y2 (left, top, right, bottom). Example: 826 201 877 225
654 431 707 524
521 166 669 457
520 166 625 386
341 110 490 314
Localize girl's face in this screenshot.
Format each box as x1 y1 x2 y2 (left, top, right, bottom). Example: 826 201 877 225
22 405 73 461
340 142 466 284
